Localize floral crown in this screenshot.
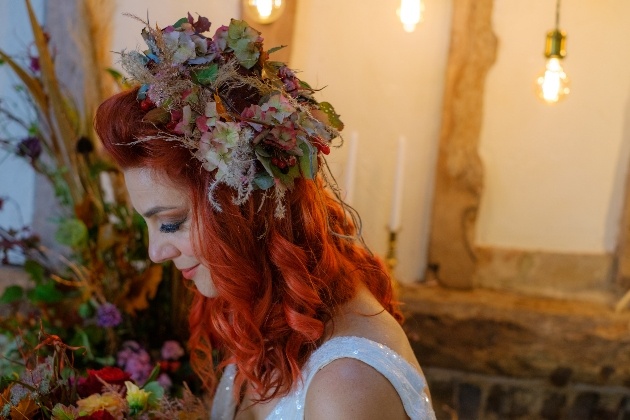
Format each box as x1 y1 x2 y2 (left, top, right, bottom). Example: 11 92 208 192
120 14 344 217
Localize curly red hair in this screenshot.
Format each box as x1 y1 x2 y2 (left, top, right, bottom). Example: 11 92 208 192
94 88 402 401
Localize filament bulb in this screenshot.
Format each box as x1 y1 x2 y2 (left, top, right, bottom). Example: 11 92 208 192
243 0 285 24
536 29 569 104
397 0 423 33
536 57 570 104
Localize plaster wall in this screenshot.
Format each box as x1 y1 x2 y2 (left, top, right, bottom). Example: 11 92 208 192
111 0 239 54
291 0 452 283
477 0 630 254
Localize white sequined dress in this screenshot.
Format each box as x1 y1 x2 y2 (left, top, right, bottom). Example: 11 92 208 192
210 336 436 420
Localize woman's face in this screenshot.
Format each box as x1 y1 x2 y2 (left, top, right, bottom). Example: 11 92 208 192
124 167 216 298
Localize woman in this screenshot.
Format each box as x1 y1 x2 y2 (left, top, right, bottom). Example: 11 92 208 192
95 14 435 420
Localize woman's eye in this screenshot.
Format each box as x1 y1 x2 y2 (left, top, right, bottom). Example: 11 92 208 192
160 220 185 233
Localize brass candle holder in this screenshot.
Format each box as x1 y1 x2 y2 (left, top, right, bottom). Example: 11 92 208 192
385 229 401 294
385 229 398 275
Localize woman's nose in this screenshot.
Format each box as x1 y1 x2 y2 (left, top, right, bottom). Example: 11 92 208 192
147 234 180 263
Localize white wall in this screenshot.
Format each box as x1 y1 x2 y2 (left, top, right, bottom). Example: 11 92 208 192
291 0 452 283
0 0 44 234
477 0 630 254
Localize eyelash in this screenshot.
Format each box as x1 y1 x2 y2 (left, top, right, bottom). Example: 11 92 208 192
159 219 186 234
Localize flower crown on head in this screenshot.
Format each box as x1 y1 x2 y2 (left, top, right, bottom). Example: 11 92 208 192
120 13 344 217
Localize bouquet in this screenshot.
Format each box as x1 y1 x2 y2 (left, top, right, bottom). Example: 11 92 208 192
1 328 207 419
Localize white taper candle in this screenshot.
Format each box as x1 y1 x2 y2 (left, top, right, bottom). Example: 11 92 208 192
389 136 406 231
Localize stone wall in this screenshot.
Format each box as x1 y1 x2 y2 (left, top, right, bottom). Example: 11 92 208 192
401 284 630 418
426 367 630 420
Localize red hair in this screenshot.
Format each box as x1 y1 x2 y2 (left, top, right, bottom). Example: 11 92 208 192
94 88 402 400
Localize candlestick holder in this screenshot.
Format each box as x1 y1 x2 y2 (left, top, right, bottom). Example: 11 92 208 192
385 229 398 275
385 229 401 295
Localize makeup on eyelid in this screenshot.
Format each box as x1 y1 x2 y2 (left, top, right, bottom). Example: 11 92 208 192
159 217 187 233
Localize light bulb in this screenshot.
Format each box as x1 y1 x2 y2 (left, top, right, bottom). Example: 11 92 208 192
256 0 272 18
397 0 423 33
536 57 570 104
243 0 285 24
535 29 569 104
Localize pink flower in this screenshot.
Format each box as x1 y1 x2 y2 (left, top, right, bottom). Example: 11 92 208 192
161 340 185 360
157 373 173 391
213 25 229 51
116 341 153 384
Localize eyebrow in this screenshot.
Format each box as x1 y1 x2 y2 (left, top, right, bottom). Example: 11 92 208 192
142 206 178 218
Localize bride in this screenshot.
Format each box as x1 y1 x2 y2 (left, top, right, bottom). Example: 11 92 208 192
94 13 435 420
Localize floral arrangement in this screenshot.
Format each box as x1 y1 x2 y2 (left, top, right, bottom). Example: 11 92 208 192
0 0 203 417
121 14 344 216
1 329 207 419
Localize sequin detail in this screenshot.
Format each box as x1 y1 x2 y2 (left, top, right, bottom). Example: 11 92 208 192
210 336 436 420
210 364 237 420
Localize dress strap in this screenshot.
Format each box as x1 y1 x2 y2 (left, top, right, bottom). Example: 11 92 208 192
210 364 237 420
267 336 435 420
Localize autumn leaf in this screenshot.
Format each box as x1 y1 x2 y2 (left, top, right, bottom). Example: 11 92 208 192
122 265 163 315
10 395 40 420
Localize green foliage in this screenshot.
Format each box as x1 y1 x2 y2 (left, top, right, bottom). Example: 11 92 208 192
143 380 165 407
0 285 24 303
318 101 344 131
227 19 261 69
50 168 73 206
55 218 88 248
24 259 45 283
192 63 219 85
172 17 188 28
27 281 65 303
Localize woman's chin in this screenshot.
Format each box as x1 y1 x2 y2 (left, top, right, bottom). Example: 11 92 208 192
193 278 217 298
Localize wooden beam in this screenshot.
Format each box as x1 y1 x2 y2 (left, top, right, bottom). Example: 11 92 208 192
427 0 497 288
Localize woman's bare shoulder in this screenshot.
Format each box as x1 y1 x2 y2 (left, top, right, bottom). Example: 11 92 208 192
304 357 409 420
328 283 422 371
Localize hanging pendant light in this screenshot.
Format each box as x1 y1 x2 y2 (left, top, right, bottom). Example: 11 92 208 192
242 0 286 24
536 0 570 104
397 0 424 33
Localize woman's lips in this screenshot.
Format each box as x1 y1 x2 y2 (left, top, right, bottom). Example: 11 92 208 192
180 264 200 280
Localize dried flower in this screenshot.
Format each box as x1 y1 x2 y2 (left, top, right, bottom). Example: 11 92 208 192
1 334 206 419
161 340 185 360
157 373 173 391
116 341 153 384
120 15 343 216
28 55 40 72
15 136 42 161
76 136 95 155
76 392 124 418
95 303 122 328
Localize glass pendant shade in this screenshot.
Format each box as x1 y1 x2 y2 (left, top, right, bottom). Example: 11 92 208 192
243 0 285 24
